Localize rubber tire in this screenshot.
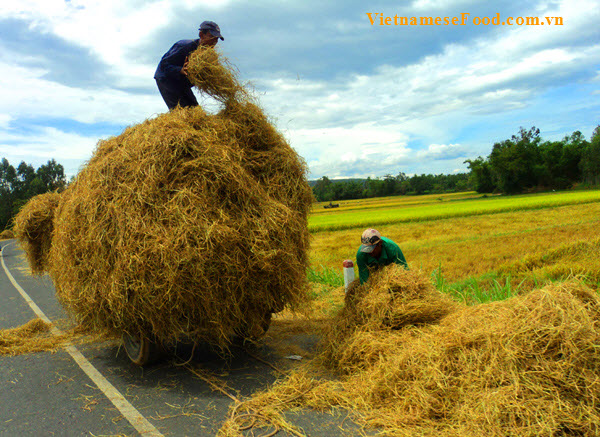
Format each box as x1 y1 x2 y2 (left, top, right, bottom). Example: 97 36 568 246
122 332 161 366
235 312 273 345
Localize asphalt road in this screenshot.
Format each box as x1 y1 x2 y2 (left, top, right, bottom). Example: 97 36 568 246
0 240 363 437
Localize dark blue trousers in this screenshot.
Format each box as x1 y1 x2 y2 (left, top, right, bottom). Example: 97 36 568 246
155 79 198 110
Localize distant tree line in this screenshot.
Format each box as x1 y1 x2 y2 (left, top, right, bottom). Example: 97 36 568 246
466 126 600 194
313 125 600 201
312 173 471 202
0 158 67 230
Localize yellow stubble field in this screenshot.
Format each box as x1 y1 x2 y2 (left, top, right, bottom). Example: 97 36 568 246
308 190 600 294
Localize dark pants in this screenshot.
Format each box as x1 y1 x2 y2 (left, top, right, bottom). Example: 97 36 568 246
155 79 198 110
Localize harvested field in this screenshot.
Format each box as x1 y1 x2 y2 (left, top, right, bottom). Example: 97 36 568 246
308 195 600 298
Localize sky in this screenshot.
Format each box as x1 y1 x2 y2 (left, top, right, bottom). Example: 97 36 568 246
0 0 599 180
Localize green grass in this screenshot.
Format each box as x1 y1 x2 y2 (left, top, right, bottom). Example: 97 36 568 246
308 260 599 307
431 265 522 304
309 190 600 232
307 265 344 287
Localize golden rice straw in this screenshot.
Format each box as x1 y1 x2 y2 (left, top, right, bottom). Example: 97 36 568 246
0 229 14 239
0 318 72 356
14 48 313 352
218 266 600 436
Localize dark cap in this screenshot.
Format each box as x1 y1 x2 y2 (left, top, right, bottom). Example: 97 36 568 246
200 21 224 40
359 228 382 253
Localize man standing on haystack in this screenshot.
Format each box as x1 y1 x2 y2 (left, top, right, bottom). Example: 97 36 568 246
154 21 224 110
357 228 408 284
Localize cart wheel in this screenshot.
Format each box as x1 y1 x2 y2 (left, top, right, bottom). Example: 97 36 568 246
235 312 273 344
122 331 161 366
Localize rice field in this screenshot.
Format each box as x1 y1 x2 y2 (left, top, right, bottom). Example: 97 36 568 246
308 189 600 302
309 189 600 232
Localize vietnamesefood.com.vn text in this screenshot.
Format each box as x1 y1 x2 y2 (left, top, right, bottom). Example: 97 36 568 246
366 12 563 26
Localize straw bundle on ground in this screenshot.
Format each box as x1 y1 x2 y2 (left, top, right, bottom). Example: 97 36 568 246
322 274 600 435
14 48 313 349
323 265 458 374
336 280 600 436
0 319 67 356
0 229 14 240
223 271 600 436
343 265 458 329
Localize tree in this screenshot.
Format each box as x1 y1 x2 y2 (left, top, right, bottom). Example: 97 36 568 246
0 158 67 231
409 174 434 195
0 159 17 230
581 126 600 185
37 159 67 193
538 140 564 187
488 127 541 193
561 131 586 183
537 131 586 189
364 177 383 198
382 174 397 196
331 181 345 200
340 180 364 200
14 161 36 199
313 176 333 201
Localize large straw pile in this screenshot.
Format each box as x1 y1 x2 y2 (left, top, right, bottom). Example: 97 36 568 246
14 47 313 349
221 266 600 436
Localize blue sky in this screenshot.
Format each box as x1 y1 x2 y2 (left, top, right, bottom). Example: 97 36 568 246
1 0 599 180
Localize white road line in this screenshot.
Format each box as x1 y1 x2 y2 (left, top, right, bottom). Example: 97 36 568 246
1 242 164 437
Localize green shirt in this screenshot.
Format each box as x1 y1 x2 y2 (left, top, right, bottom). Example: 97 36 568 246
356 236 408 284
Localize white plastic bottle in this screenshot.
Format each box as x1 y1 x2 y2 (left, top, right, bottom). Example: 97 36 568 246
343 259 355 293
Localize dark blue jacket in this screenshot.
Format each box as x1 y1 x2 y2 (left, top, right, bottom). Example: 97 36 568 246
154 39 200 88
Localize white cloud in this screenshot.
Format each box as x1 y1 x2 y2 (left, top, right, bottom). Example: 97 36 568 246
261 38 599 132
416 143 467 160
251 0 600 178
411 0 472 10
0 126 98 160
0 0 232 88
0 114 12 129
287 125 411 178
0 58 163 124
